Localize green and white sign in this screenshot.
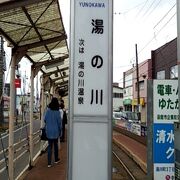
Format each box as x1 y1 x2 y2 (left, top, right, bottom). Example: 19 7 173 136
153 80 179 123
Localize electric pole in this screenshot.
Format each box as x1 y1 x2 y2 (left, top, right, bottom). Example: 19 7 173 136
135 44 140 120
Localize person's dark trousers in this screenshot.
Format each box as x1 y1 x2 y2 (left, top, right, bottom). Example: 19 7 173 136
61 121 65 142
47 138 59 165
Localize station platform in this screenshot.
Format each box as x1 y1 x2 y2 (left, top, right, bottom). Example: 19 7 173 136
20 129 147 179
20 140 67 180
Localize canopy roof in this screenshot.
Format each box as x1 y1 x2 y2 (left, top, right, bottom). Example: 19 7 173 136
0 0 69 95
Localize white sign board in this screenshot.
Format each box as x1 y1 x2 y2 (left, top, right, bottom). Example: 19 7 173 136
73 1 110 116
153 80 179 123
69 1 112 180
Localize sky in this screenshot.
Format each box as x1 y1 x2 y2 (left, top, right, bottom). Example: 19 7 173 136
59 0 177 87
4 0 177 91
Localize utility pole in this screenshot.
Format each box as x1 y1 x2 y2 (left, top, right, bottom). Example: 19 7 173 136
135 44 140 120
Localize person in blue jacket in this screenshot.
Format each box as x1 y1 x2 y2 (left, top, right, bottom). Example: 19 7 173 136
44 97 61 167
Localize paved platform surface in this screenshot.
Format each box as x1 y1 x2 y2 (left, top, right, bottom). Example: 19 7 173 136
20 141 67 180
20 130 147 179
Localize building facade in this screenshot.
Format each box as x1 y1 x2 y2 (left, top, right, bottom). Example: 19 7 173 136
132 59 152 123
123 38 177 124
123 68 133 111
151 38 177 79
113 83 123 111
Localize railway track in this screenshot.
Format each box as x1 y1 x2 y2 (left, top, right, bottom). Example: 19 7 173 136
112 143 147 180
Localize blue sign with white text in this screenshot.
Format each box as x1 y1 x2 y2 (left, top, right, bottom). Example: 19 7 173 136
153 123 174 163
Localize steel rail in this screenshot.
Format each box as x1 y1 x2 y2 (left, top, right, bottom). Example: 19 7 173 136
112 150 136 180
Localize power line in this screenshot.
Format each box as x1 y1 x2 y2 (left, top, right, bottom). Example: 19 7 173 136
114 1 147 15
136 11 176 57
113 64 132 69
135 0 149 18
153 3 176 29
114 40 176 84
141 0 159 18
114 1 176 73
143 0 163 20
116 39 177 84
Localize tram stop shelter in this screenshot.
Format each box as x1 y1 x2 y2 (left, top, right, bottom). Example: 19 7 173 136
0 0 69 179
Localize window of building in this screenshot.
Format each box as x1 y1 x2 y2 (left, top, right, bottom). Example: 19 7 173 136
113 93 123 98
135 80 144 91
125 74 133 87
170 65 178 79
139 80 144 90
157 70 165 79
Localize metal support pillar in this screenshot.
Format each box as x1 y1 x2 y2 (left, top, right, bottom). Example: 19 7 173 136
29 66 34 167
9 51 24 180
9 55 16 180
50 83 54 97
40 76 44 128
40 75 46 152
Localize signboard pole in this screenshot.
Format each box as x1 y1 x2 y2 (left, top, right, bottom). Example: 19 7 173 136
177 0 180 123
176 1 180 178
147 80 153 180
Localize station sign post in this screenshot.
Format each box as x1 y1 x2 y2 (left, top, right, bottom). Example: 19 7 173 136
69 1 113 180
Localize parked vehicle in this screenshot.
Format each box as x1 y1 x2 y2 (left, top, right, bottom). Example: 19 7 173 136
113 111 126 128
121 111 140 124
113 111 123 120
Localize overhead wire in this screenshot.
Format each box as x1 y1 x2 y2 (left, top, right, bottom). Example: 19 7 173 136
141 0 159 18
137 1 176 53
114 1 147 15
116 46 177 85
114 1 176 81
137 11 176 56
142 0 163 20
116 35 177 85
135 0 149 18
153 3 176 29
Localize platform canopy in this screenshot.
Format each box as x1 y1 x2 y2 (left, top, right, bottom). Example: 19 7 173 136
0 0 69 95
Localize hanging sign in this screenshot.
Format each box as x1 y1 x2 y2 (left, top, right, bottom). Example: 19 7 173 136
15 79 21 88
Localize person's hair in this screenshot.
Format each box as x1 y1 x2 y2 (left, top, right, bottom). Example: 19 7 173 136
60 103 64 109
48 97 60 110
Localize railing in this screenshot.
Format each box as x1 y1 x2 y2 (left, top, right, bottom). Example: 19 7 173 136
0 129 47 180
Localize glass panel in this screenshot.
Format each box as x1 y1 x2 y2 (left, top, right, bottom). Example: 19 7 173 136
170 65 178 79
157 70 165 79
